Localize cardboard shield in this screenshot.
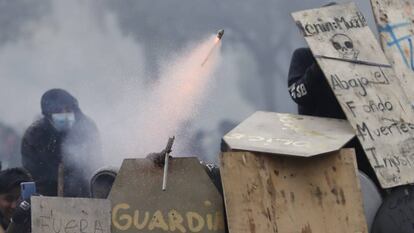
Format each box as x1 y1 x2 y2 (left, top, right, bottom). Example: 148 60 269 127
31 196 111 233
220 149 367 233
223 111 354 157
109 157 225 233
371 0 414 103
292 3 414 188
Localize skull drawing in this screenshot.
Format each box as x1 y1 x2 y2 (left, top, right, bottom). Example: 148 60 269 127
330 33 359 60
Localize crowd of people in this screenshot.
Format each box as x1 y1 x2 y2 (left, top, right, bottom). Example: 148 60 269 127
0 87 189 233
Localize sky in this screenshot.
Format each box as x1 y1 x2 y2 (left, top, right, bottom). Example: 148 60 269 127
0 0 378 167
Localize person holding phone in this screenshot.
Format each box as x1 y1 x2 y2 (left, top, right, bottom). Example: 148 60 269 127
0 168 33 233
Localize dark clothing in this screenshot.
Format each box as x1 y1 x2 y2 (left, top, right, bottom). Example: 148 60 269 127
1 216 31 233
22 115 100 197
288 47 380 188
288 47 346 119
0 168 32 194
21 89 101 197
0 211 8 231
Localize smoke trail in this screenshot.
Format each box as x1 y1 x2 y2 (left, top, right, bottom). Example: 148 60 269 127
102 36 222 162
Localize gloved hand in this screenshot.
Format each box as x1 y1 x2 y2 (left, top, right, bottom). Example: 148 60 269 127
11 200 31 225
146 150 171 167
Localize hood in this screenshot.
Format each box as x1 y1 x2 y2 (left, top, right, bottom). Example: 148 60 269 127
41 89 80 116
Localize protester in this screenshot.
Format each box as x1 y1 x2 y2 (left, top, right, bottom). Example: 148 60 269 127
21 89 101 197
0 168 32 233
287 47 379 188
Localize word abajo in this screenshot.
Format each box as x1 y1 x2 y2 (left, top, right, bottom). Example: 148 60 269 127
112 203 225 232
330 69 390 97
37 215 106 233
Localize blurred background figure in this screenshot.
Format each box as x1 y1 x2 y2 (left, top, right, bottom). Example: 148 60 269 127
21 89 101 197
0 123 21 170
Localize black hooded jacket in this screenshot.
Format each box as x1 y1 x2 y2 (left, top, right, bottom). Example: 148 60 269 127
288 48 380 188
288 47 346 119
21 89 101 197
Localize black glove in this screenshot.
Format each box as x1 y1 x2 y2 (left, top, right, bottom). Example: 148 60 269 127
146 150 171 167
11 200 31 225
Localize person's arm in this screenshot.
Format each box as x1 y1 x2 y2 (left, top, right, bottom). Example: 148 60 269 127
288 48 326 106
6 200 31 233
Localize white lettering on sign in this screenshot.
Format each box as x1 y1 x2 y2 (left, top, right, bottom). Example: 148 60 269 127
224 133 309 147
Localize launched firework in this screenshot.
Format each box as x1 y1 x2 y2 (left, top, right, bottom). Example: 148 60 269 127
217 29 224 40
201 29 224 66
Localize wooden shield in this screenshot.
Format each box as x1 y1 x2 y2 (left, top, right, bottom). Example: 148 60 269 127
108 157 225 233
220 149 367 233
223 111 354 157
371 0 414 103
31 196 111 233
292 3 414 188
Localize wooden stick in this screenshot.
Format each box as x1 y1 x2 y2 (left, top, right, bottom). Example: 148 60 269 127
58 162 64 197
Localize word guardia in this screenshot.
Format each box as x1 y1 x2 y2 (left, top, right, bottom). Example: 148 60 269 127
112 203 225 232
297 11 367 37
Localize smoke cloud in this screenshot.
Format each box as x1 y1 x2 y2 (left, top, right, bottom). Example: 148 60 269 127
0 1 223 174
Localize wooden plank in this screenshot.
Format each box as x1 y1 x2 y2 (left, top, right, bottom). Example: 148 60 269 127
292 3 414 188
371 0 414 103
108 157 225 233
223 111 354 157
31 196 111 233
220 149 367 233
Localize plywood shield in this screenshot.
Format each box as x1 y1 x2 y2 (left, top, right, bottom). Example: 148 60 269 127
108 157 225 233
31 196 111 233
223 111 354 157
292 3 414 188
220 149 367 233
371 0 414 103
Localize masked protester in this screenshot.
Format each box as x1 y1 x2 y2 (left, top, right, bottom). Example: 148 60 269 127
287 47 381 189
21 89 101 197
0 168 32 233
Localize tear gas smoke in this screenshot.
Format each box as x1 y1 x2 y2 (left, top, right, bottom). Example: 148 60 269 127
0 1 222 177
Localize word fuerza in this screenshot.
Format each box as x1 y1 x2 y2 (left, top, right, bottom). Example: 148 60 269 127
297 12 367 37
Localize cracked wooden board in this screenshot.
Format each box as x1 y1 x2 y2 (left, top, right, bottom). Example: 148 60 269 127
220 149 367 233
108 157 225 233
223 111 354 157
292 3 414 188
371 0 414 104
31 196 111 233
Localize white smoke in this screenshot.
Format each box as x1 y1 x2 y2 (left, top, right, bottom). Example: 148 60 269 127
0 0 226 174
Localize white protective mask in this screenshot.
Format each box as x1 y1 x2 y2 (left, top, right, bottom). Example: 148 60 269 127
51 112 75 132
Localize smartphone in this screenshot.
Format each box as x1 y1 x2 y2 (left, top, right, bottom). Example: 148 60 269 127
20 182 36 200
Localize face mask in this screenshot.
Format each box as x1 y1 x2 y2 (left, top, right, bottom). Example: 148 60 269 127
51 112 75 132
